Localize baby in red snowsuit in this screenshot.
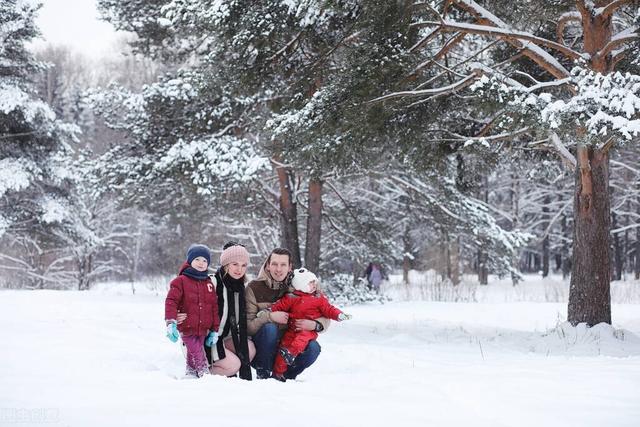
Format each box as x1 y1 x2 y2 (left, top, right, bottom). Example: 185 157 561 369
270 268 351 381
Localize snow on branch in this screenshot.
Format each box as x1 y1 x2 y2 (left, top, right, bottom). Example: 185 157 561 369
556 12 582 46
541 68 640 141
470 62 526 89
410 39 502 88
524 77 573 93
443 128 531 147
370 70 479 103
595 26 639 60
550 131 577 170
611 45 635 68
421 20 583 63
471 64 640 143
409 27 442 52
594 0 637 18
156 135 268 194
0 158 33 198
447 0 574 79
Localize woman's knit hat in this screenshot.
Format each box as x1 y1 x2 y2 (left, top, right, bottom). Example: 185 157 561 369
187 244 211 265
220 243 250 266
291 268 318 293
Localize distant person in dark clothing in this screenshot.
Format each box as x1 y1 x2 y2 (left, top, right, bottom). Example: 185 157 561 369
365 262 387 293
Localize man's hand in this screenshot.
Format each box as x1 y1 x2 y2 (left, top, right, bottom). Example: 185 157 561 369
176 312 187 324
269 311 289 324
294 319 317 331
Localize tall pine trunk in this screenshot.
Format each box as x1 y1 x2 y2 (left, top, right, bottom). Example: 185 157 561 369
623 198 630 277
511 172 520 285
305 177 323 273
561 208 571 280
402 226 411 284
568 3 615 325
542 195 550 278
451 236 460 286
477 250 488 285
636 189 640 279
275 158 302 268
478 176 489 285
612 210 622 281
77 254 93 291
568 145 611 325
442 231 451 281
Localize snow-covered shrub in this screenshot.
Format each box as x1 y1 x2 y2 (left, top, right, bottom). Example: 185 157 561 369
322 274 386 306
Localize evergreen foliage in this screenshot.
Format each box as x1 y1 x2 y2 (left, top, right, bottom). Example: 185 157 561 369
0 0 78 237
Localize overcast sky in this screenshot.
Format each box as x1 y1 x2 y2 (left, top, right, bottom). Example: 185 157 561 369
33 0 122 57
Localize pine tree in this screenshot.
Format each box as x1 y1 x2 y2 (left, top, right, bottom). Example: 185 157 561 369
376 0 640 325
0 0 79 287
92 0 530 278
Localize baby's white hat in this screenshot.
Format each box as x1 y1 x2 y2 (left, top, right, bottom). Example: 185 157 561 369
291 268 318 293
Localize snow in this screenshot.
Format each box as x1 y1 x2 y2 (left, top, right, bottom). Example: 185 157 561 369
0 84 29 115
0 158 32 198
0 82 57 124
161 0 233 27
40 197 68 224
2 274 640 427
452 0 572 77
471 65 640 143
156 17 172 27
440 19 573 76
279 0 326 27
156 135 268 191
161 0 332 29
540 68 640 140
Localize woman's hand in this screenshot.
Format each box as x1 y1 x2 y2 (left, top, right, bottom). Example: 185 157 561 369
176 312 187 324
269 311 289 324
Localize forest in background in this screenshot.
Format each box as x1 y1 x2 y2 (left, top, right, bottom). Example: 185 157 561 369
1 0 639 325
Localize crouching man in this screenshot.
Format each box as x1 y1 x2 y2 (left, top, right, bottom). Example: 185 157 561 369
246 248 330 380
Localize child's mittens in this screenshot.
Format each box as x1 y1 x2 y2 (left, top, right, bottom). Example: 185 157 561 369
205 330 218 347
166 320 180 343
337 313 352 321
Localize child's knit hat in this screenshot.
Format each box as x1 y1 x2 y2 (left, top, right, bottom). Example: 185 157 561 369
187 244 211 266
291 268 318 293
220 243 250 266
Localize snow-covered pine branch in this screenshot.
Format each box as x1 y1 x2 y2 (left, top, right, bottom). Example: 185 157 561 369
470 65 640 144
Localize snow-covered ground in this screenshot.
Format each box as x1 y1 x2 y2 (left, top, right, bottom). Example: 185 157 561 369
2 274 640 427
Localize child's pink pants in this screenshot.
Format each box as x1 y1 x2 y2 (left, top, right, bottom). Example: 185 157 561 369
182 334 208 376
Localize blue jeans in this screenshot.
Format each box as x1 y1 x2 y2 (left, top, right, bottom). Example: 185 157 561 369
252 323 321 379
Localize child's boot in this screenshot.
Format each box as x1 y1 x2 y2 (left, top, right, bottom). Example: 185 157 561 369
272 373 286 382
278 347 296 366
